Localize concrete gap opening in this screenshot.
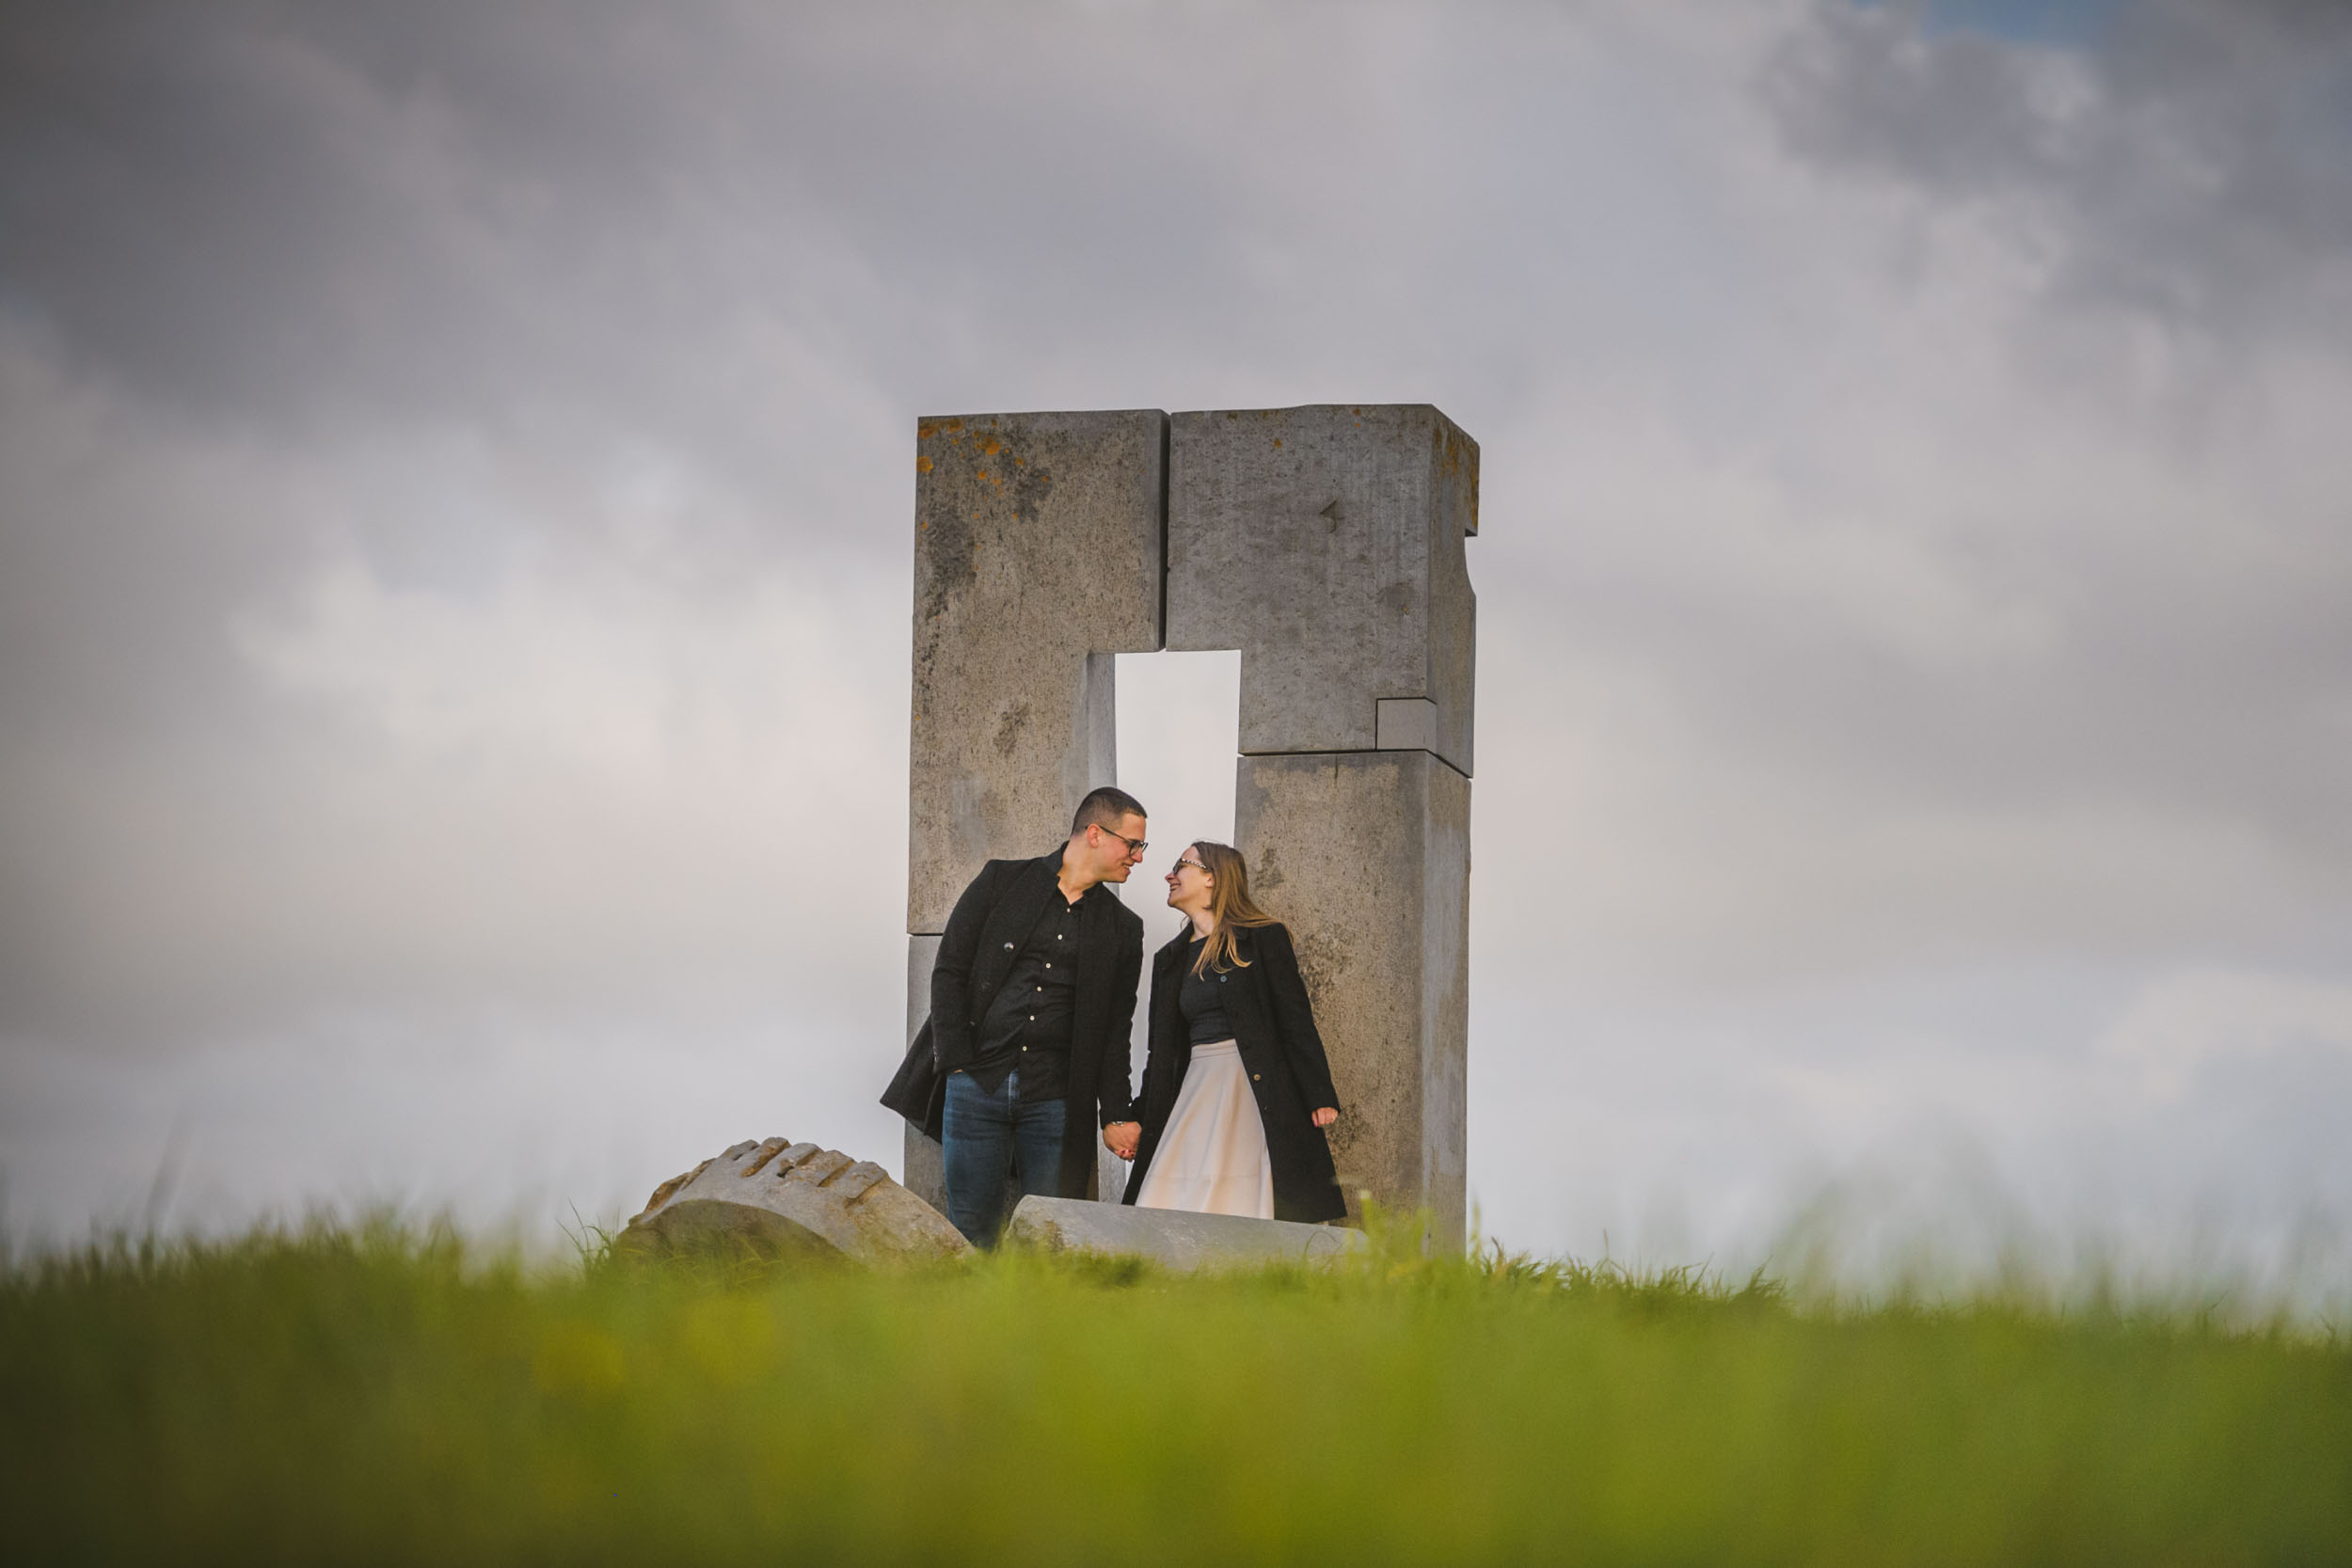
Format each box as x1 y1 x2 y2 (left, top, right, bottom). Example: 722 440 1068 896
1113 647 1242 1084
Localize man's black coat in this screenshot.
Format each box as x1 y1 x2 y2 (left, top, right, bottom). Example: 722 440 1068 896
882 852 1144 1200
1121 921 1347 1224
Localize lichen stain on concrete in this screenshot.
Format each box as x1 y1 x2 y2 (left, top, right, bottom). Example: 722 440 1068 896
1273 438 1283 448
993 701 1033 756
918 422 939 440
917 454 934 473
981 437 1003 456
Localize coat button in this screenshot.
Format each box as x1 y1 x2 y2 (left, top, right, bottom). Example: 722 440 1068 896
1004 942 1014 951
1252 1073 1261 1081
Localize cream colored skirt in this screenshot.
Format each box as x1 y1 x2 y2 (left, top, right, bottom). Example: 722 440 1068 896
1134 1040 1274 1220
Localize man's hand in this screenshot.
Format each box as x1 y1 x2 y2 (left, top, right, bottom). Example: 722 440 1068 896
1311 1107 1339 1129
1103 1121 1141 1160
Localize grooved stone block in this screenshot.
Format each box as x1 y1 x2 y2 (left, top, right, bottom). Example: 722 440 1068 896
1167 404 1477 773
622 1137 971 1263
1007 1195 1365 1272
908 409 1166 935
1237 749 1470 1249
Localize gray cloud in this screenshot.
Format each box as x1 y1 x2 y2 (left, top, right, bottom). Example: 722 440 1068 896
1764 0 2352 345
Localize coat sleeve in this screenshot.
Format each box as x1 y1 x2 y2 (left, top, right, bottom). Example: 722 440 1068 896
928 861 1003 1072
1096 916 1144 1126
1259 923 1341 1112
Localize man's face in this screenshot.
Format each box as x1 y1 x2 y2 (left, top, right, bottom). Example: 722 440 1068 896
1087 814 1149 882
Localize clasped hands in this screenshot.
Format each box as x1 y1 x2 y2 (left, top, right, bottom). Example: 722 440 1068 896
1102 1105 1339 1159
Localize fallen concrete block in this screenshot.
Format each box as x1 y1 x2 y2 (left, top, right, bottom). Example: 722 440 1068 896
1005 1195 1365 1273
622 1138 971 1263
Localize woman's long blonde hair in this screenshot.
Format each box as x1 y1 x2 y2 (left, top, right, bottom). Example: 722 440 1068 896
1187 841 1278 977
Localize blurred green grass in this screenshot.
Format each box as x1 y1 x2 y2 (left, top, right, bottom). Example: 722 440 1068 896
4 1216 2348 1564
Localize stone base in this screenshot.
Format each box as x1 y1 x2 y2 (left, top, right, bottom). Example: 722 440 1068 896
1006 1195 1366 1272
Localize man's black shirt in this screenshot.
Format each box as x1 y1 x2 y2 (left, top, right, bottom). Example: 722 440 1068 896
964 873 1099 1105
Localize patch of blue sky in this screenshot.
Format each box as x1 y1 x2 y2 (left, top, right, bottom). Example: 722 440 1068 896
1853 0 2124 50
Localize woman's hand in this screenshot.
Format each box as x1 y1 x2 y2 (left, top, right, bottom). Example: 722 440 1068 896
1311 1107 1338 1129
1103 1121 1141 1160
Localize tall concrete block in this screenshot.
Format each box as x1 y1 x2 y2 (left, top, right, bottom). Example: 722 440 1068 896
905 410 1164 1212
902 933 946 1211
1236 751 1470 1246
1167 404 1477 774
909 409 1166 934
1169 404 1477 1250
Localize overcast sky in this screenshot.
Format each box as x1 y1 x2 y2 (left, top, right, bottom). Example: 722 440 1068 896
4 0 2349 1299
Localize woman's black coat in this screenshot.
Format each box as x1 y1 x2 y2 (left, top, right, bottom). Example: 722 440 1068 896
1120 921 1346 1225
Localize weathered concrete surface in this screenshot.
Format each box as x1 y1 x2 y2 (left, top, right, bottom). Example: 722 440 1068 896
622 1138 971 1263
901 933 948 1212
1237 750 1470 1248
1007 1195 1365 1272
1167 404 1477 775
908 409 1167 935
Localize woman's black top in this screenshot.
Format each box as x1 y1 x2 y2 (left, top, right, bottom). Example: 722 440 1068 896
1179 935 1234 1044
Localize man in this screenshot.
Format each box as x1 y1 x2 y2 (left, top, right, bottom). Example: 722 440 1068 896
882 786 1149 1246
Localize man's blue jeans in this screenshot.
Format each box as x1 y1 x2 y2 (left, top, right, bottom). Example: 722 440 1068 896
942 1069 1068 1248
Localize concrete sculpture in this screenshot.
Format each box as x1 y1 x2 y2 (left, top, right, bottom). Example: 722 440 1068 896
904 404 1476 1248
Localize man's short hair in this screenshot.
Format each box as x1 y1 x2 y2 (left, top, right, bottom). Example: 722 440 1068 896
1072 785 1147 835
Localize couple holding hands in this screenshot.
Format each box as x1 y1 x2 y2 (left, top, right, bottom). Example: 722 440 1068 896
883 786 1345 1248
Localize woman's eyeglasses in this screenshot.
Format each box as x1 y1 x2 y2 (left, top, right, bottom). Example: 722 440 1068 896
1170 858 1208 876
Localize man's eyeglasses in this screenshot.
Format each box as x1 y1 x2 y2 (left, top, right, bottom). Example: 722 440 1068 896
1092 825 1147 858
1170 858 1207 876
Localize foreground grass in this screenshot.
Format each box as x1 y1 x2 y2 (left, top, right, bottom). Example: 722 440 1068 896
4 1221 2348 1564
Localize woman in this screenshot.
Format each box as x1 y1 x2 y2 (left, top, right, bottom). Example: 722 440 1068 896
1123 841 1346 1224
